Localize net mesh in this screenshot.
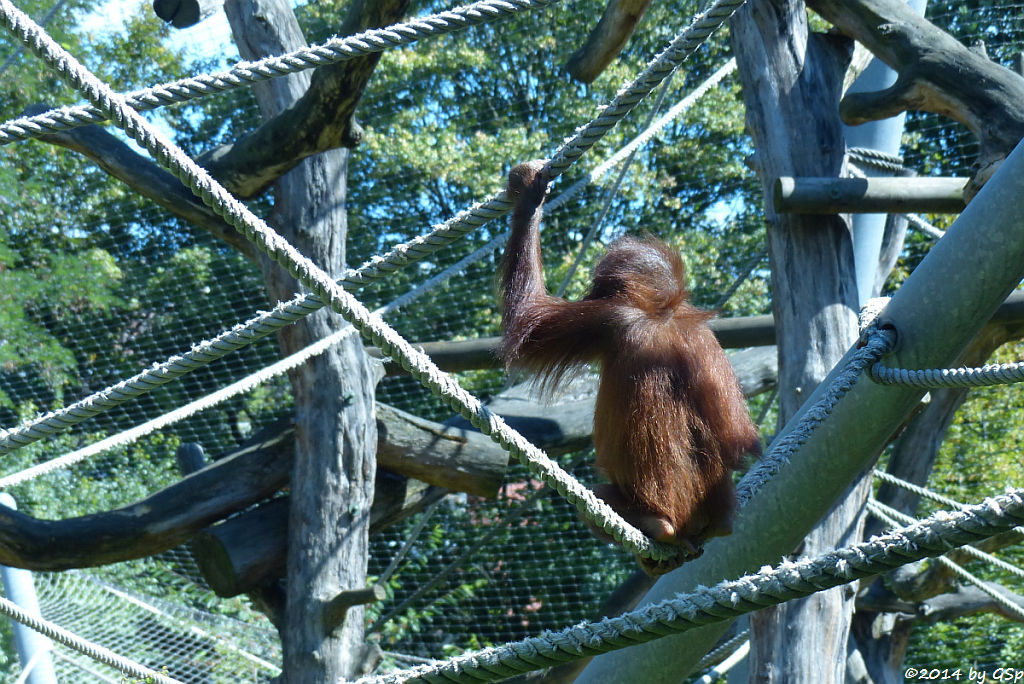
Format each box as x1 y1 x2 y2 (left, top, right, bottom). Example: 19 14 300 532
0 0 1021 680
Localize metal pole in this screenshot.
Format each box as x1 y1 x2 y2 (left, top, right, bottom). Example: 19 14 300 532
845 0 929 305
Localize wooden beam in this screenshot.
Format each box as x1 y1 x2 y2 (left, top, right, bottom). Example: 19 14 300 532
774 177 967 214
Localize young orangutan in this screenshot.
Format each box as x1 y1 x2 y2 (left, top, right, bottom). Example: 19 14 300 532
498 160 761 574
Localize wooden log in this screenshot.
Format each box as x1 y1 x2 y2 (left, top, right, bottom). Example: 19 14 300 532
376 403 506 497
773 176 967 214
566 0 654 83
191 472 442 597
370 315 777 377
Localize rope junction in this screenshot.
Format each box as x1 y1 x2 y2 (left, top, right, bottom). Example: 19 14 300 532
0 27 738 463
0 53 732 482
735 325 897 506
0 0 561 145
356 488 1024 683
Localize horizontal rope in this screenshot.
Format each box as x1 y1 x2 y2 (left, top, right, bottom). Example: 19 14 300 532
357 488 1024 683
0 0 560 144
846 146 907 175
871 360 1024 388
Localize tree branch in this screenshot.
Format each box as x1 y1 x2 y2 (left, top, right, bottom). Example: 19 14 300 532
808 0 1024 190
31 109 257 261
198 0 411 197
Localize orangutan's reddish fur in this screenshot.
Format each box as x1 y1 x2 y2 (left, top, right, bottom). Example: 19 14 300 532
498 160 760 570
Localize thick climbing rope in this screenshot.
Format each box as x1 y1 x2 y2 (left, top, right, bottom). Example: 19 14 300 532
903 211 946 239
871 359 1024 388
0 592 181 684
867 498 1024 620
735 325 897 506
544 58 737 217
355 487 1024 684
0 10 738 460
872 469 1024 568
869 498 1024 583
0 0 65 77
1 0 706 562
555 76 673 297
0 0 561 145
847 147 907 175
346 0 749 291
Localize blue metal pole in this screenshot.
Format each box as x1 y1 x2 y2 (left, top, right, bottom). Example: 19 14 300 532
845 0 928 305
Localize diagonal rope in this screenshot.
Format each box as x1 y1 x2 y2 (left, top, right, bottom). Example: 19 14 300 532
0 0 561 144
869 498 1024 583
871 469 1024 551
0 592 181 684
354 487 1024 683
0 0 696 562
0 59 730 460
0 229 496 485
735 326 897 506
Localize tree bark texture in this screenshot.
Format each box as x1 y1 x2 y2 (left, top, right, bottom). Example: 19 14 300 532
224 0 405 677
730 1 861 682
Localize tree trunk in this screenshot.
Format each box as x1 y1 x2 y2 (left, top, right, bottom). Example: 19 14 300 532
224 0 380 678
730 1 861 681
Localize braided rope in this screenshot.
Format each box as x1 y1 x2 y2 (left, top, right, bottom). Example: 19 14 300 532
846 146 907 175
343 0 748 289
844 162 945 238
869 498 1024 583
545 58 737 215
871 359 1024 388
867 499 1024 619
0 0 560 145
872 469 967 510
873 468 1024 555
735 326 897 506
0 593 181 683
0 231 498 482
0 0 682 561
902 211 946 239
356 488 1024 683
